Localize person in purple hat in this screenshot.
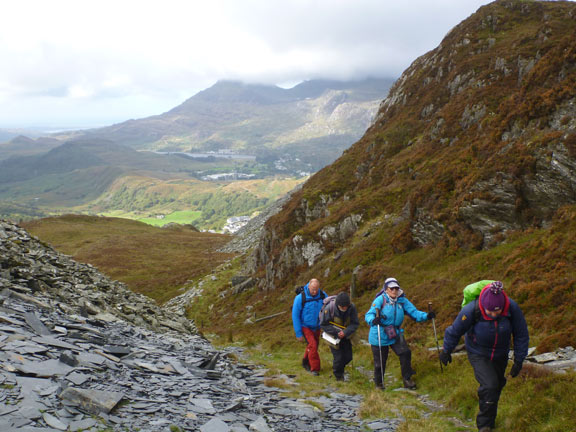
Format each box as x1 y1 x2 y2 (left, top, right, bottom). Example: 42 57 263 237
439 281 529 432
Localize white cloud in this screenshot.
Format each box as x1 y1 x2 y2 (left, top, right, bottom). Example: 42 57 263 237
0 0 496 128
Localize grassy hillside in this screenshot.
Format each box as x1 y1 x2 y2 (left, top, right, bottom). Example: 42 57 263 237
83 175 304 230
21 215 234 303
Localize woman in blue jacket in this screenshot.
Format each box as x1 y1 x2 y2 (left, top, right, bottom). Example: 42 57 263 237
440 281 529 432
365 277 434 390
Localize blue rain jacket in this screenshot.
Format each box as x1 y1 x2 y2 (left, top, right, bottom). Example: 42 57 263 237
364 291 429 346
292 282 327 338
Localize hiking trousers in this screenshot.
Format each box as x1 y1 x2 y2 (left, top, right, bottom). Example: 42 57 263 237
371 344 414 387
468 352 508 430
301 327 321 372
330 338 353 379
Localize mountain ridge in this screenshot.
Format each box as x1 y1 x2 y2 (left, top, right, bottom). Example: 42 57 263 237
68 78 394 153
246 0 576 347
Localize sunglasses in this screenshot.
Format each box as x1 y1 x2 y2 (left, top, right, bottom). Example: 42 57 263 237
387 287 400 291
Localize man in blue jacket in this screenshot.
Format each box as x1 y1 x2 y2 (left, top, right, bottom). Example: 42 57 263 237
440 281 529 432
365 277 434 390
292 278 325 375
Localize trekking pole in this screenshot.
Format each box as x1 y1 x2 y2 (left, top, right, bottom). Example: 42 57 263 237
429 302 443 373
376 310 385 386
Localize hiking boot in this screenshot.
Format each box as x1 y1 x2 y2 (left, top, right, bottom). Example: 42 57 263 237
311 371 319 376
375 382 385 391
403 378 417 389
478 427 491 432
335 375 344 382
302 359 310 372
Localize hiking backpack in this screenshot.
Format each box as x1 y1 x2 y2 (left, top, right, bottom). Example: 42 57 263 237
462 280 512 324
461 280 496 307
318 295 337 323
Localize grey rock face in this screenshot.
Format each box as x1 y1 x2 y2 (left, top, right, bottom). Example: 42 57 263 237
248 195 364 291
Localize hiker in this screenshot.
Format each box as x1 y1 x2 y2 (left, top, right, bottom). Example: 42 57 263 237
365 277 434 390
292 278 326 376
320 291 359 381
440 281 529 432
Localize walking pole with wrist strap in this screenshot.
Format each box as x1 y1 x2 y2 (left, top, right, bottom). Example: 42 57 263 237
376 308 385 385
429 302 443 373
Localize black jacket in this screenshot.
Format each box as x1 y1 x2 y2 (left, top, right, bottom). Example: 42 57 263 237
320 301 359 339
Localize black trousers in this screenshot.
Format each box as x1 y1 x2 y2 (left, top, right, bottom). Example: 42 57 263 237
371 343 414 386
330 338 353 378
468 352 508 430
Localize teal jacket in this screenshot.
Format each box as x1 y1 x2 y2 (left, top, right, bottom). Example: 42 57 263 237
365 291 429 346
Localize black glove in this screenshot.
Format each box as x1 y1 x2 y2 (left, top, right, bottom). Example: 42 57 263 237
510 362 523 377
427 311 436 320
371 316 386 326
439 350 452 366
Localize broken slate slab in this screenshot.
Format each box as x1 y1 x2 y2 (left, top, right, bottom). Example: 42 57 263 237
69 417 98 432
189 397 216 414
42 412 68 430
59 387 124 415
24 312 52 336
249 416 273 432
65 371 91 386
14 359 74 378
200 417 231 432
31 335 77 350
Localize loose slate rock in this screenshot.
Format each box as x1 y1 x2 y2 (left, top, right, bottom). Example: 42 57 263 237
59 387 124 415
200 417 231 432
42 412 68 430
23 312 52 336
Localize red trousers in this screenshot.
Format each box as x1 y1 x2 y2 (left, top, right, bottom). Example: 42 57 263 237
302 327 321 372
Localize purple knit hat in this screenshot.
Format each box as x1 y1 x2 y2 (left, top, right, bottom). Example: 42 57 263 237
481 281 505 311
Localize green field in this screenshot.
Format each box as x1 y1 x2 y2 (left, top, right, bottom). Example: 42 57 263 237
137 210 202 227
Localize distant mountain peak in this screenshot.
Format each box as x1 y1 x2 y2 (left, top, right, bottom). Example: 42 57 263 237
249 0 576 291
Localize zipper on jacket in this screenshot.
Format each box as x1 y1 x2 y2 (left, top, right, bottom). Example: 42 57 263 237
490 320 498 361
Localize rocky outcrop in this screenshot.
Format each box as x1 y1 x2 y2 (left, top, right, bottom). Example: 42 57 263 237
251 205 363 290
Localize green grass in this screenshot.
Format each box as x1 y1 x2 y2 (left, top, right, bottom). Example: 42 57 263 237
137 210 202 227
199 283 575 432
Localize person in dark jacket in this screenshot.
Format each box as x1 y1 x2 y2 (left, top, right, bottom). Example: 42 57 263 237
365 277 434 390
440 281 529 432
292 278 326 375
320 292 359 381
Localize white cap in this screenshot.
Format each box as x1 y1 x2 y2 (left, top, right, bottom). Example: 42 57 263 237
384 277 400 289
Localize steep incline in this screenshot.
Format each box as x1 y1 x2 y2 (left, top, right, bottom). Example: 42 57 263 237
248 1 576 343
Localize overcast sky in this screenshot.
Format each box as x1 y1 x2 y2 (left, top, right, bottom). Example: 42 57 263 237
1 0 495 129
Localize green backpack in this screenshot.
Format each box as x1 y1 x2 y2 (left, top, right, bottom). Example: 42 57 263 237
461 280 496 307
